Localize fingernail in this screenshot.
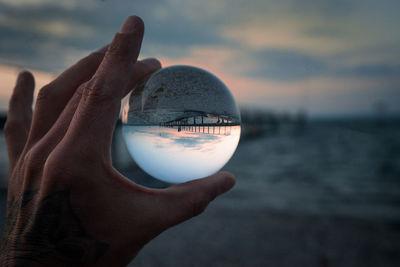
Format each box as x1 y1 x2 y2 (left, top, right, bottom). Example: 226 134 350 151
119 16 144 35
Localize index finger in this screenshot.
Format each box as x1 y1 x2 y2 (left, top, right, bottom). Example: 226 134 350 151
65 16 144 156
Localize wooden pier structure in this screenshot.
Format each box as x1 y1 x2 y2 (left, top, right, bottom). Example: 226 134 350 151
163 123 239 135
161 121 239 135
160 113 240 135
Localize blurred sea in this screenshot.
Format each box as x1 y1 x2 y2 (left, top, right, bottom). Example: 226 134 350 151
227 119 400 221
0 118 400 266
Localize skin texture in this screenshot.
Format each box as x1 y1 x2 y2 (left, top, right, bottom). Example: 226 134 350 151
0 16 235 266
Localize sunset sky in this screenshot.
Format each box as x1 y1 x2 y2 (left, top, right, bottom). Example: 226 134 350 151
0 0 399 117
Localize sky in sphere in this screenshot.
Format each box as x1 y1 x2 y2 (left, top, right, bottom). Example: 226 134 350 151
0 0 399 117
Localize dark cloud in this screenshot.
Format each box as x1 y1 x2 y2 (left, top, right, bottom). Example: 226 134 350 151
246 49 400 81
288 0 355 17
0 0 230 71
0 2 108 71
336 64 400 78
248 49 327 81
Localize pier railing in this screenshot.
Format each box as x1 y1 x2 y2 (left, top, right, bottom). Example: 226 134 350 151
160 122 240 135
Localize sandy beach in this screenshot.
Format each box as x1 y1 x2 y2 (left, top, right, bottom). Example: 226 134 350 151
131 201 400 267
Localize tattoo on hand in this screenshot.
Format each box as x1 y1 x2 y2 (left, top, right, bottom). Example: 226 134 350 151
1 189 109 266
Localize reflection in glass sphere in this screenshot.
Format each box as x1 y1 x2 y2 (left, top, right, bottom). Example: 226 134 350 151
121 65 241 184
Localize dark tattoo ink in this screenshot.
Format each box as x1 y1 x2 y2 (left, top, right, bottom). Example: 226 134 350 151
0 189 109 266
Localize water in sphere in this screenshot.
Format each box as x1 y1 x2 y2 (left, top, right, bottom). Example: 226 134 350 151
121 65 241 184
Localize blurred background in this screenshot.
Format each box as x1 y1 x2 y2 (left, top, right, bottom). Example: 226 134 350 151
0 0 399 266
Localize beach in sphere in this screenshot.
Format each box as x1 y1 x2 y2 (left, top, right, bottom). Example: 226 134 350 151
122 65 241 183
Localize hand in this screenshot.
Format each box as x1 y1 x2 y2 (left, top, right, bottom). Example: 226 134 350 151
0 16 235 266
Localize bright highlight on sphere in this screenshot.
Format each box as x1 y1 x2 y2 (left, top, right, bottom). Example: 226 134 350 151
122 65 241 184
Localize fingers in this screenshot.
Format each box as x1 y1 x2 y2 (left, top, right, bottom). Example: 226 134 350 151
4 71 35 170
65 16 144 156
32 58 161 161
26 48 107 147
161 172 236 226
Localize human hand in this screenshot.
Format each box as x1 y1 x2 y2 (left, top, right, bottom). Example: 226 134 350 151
0 16 235 266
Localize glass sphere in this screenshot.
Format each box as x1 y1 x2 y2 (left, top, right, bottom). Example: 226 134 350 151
121 65 241 184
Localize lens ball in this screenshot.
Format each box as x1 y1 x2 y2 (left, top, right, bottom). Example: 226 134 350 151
122 65 241 183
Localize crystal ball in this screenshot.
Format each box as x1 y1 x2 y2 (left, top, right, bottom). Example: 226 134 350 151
121 65 241 184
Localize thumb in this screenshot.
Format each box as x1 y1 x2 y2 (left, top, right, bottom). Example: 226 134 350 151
161 171 236 226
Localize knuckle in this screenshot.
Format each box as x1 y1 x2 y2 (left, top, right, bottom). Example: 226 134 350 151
43 158 64 180
41 150 72 183
74 84 85 97
74 82 87 97
36 84 55 101
107 33 137 58
81 79 118 103
104 49 127 60
22 149 44 177
43 148 67 172
43 144 96 178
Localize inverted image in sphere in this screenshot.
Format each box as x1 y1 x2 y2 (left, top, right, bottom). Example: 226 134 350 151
122 65 241 183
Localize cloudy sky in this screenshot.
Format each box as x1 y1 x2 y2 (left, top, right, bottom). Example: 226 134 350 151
0 0 399 117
